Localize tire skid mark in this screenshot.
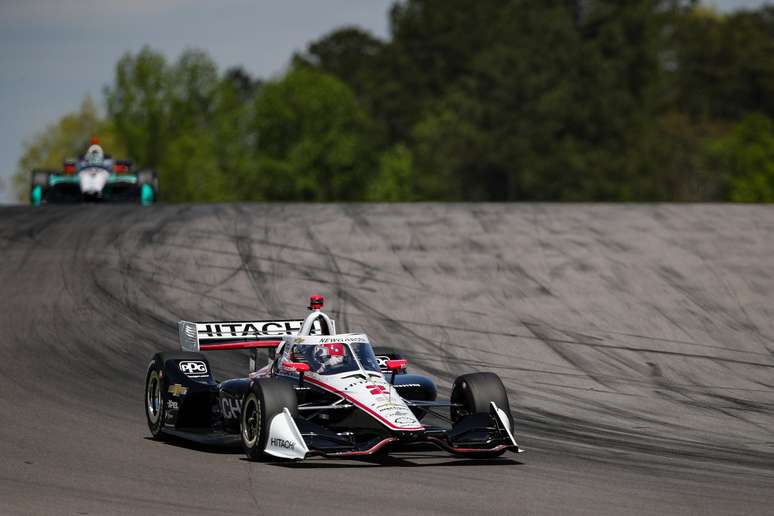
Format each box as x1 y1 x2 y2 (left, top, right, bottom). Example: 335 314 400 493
303 220 350 331
523 321 619 390
227 204 283 317
517 409 774 470
3 203 774 504
140 238 424 293
337 291 458 384
183 228 392 277
343 315 772 357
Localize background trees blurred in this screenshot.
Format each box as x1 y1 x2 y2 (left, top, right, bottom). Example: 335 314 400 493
13 1 774 202
12 97 125 198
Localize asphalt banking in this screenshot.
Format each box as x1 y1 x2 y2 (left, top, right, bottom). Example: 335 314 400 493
0 203 772 515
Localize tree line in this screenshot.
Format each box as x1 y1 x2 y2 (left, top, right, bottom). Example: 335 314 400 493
12 0 774 202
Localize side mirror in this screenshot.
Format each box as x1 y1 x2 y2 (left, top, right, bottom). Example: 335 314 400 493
63 159 77 174
386 359 407 372
386 359 407 384
283 361 310 386
113 160 131 174
283 361 310 373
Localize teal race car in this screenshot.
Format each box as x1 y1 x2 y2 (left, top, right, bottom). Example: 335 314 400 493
30 140 158 206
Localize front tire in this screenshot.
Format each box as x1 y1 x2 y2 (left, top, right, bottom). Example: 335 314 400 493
241 392 264 460
450 372 513 431
241 379 298 461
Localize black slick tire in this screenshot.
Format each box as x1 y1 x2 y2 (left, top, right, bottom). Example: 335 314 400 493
450 372 513 431
145 359 167 440
241 378 298 461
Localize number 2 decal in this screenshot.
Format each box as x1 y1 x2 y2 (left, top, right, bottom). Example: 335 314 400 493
367 385 388 395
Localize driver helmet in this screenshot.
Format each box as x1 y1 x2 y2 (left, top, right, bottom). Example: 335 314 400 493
314 342 345 369
85 144 104 165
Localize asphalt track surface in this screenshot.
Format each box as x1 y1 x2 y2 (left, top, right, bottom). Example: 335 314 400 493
1 204 773 515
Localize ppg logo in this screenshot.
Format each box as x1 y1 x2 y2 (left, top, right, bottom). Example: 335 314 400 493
179 360 208 376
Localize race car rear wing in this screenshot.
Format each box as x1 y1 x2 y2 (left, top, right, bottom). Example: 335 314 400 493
178 319 325 352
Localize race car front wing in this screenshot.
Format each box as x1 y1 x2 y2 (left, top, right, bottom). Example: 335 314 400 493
289 401 520 459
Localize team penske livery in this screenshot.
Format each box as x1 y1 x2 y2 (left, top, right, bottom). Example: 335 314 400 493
144 296 520 460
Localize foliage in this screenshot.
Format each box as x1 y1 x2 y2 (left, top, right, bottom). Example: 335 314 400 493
366 144 415 201
247 66 379 201
105 47 169 169
12 97 125 200
708 114 774 202
13 2 774 202
672 6 774 120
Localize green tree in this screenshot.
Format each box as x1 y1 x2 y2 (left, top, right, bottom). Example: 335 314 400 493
15 2 774 204
411 97 495 200
207 67 260 200
160 130 225 202
382 0 511 142
366 144 415 201
104 47 240 201
166 49 220 132
673 6 774 120
246 66 377 200
296 27 385 104
11 97 124 202
708 114 774 202
409 0 686 201
159 50 228 201
104 47 169 169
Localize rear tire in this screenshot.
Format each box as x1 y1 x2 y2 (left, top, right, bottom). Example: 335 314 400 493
450 372 513 432
30 170 50 206
31 185 43 206
137 170 158 205
145 361 166 440
241 379 298 461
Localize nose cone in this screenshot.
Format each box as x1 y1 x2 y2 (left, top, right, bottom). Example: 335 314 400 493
344 377 423 431
79 168 109 194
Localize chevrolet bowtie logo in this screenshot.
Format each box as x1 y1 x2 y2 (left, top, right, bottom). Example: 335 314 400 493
168 384 188 396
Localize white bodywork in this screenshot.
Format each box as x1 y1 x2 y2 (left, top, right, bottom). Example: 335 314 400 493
264 408 309 460
79 166 110 195
277 328 423 432
491 402 519 449
177 318 326 351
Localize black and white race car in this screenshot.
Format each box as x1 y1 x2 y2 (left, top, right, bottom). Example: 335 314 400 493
145 296 521 460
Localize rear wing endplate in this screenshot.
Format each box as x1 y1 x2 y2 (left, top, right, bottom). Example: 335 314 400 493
178 319 325 352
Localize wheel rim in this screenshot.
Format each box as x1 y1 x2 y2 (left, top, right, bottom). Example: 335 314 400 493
242 395 260 447
146 370 161 424
450 382 469 422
